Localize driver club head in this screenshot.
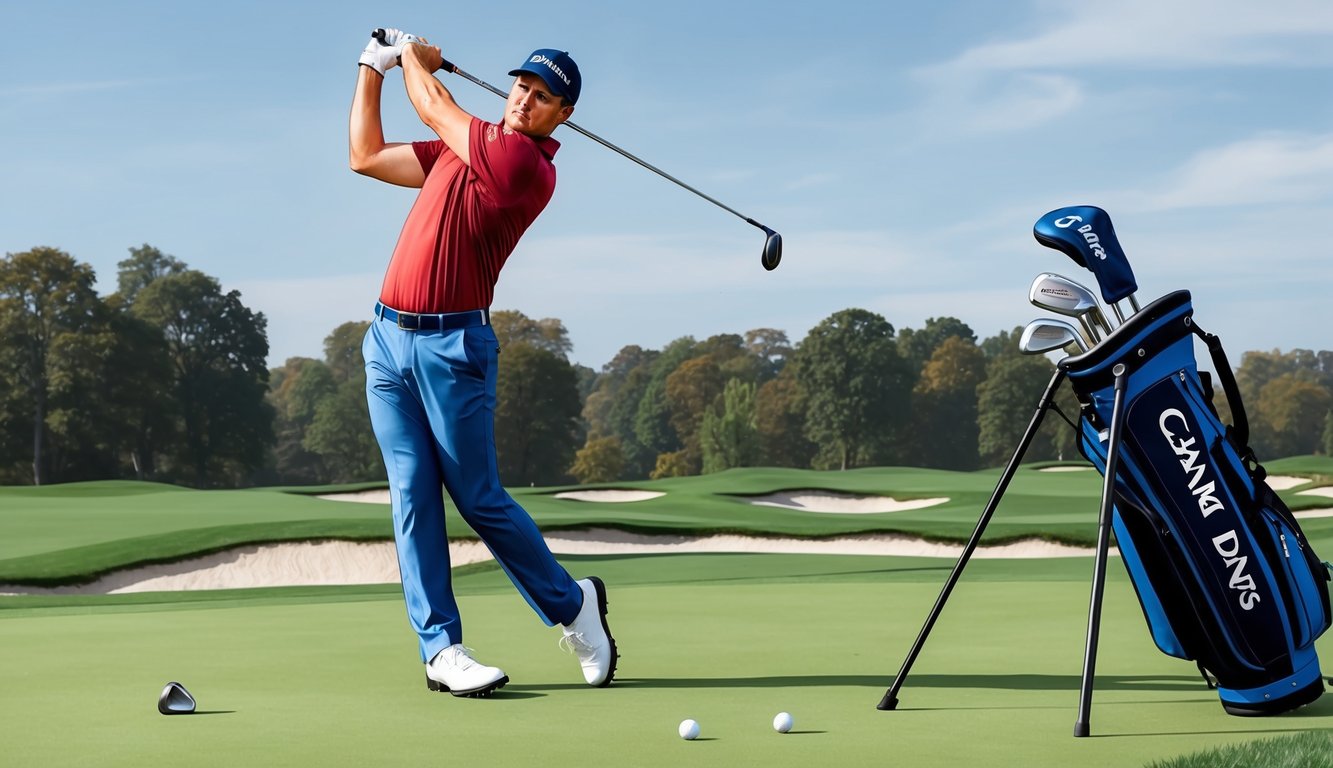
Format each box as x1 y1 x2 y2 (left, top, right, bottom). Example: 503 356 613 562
761 228 782 271
158 681 196 715
1019 318 1088 356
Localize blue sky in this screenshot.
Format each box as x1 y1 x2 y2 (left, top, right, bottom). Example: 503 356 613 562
3 0 1332 371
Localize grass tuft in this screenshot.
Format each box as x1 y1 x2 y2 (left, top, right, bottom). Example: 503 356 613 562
1145 729 1333 768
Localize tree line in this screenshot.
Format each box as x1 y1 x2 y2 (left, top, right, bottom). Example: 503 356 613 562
4 245 1332 487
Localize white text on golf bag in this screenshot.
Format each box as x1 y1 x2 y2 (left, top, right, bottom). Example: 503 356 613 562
1159 408 1262 611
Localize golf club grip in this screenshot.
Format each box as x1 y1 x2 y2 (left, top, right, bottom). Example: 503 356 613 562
370 28 458 74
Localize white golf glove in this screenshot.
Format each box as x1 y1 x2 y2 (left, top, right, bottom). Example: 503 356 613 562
378 27 425 48
359 35 402 76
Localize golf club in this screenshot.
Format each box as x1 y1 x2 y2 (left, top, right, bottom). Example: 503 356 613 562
1028 272 1114 345
1032 205 1139 320
374 30 782 271
1019 318 1089 356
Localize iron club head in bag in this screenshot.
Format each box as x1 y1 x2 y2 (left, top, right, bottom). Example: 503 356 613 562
1020 318 1089 356
1029 272 1114 344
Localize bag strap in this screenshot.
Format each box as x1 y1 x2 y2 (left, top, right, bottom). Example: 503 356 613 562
1189 320 1260 475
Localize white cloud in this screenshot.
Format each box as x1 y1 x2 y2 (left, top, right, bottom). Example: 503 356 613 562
1143 133 1333 210
943 0 1333 73
909 0 1333 136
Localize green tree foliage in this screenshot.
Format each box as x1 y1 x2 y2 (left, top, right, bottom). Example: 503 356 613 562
755 367 815 468
634 337 698 471
1323 411 1333 457
305 380 383 483
268 357 336 484
101 304 177 479
910 336 987 470
494 342 582 486
701 378 760 473
898 317 977 379
744 327 793 382
976 354 1064 466
305 321 380 482
1255 375 1331 459
0 247 103 484
131 270 273 486
491 310 573 358
1234 349 1333 460
582 345 658 478
794 308 911 470
116 244 186 303
569 435 625 484
663 356 725 474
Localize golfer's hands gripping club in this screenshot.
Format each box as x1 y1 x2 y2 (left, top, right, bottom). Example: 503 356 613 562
359 34 402 76
373 28 452 74
377 27 425 48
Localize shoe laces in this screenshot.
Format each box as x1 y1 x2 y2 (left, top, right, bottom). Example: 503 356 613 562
559 632 596 658
441 645 479 670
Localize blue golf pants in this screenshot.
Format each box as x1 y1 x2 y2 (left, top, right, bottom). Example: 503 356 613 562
363 309 582 663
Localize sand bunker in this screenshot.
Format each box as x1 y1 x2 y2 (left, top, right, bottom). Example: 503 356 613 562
1268 475 1311 491
0 529 1097 596
551 490 665 502
318 489 668 504
1296 487 1333 498
1038 466 1095 472
318 490 391 504
747 491 948 514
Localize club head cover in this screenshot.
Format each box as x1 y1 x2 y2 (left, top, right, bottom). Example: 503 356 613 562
1033 205 1138 304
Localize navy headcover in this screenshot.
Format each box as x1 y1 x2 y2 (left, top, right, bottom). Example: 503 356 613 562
1033 205 1138 304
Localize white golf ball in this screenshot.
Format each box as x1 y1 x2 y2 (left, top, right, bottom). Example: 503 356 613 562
773 711 794 733
679 718 701 740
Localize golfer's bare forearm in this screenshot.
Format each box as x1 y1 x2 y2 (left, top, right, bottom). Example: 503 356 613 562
401 46 472 165
349 66 425 186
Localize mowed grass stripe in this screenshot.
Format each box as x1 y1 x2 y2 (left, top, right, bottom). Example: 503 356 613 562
3 554 1331 767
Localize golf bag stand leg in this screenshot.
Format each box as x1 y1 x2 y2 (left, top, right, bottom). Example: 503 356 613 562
1074 363 1129 737
878 368 1067 711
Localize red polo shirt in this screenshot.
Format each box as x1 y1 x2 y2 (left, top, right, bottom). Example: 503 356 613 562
378 117 560 313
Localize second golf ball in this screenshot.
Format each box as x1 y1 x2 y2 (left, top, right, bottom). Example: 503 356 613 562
772 712 793 733
679 719 701 740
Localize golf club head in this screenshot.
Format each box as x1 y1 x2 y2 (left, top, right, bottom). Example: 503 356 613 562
1019 318 1088 355
1028 272 1112 338
761 228 782 271
1032 206 1137 304
158 681 196 715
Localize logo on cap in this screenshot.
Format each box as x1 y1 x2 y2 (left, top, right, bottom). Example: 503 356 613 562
529 54 572 86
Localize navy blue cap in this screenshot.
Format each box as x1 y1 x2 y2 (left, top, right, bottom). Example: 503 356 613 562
509 49 581 105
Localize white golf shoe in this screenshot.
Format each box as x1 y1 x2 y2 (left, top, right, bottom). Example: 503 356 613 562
425 644 509 698
559 577 618 687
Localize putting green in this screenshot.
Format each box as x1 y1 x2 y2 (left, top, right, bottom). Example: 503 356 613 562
3 553 1330 767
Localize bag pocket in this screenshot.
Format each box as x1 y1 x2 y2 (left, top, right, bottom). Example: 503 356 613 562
1257 507 1330 649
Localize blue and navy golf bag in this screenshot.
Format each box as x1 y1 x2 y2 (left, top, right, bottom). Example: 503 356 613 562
1061 290 1332 715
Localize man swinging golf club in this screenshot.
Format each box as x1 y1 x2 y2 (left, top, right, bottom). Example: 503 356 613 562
349 28 616 697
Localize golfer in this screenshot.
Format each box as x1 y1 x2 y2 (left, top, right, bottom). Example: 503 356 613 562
348 28 616 697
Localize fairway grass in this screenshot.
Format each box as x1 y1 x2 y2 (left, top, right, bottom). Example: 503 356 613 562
3 553 1331 768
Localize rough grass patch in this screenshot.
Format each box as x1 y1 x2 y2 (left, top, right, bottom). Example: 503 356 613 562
1145 730 1333 768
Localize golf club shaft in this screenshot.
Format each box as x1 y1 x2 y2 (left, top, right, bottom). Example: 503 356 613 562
435 55 770 235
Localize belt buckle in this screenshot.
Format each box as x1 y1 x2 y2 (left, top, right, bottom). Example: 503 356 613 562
396 311 420 331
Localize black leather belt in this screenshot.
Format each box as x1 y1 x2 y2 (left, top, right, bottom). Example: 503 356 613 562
374 302 489 331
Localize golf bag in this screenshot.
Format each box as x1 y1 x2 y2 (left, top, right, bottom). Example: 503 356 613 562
1062 290 1332 715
